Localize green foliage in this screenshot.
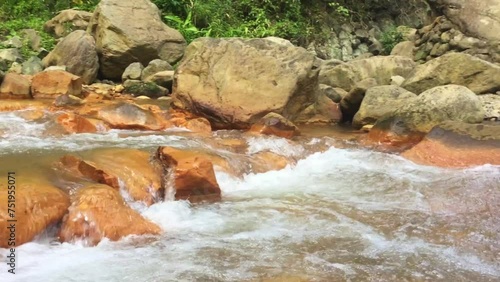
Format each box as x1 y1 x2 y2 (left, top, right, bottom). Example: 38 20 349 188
379 26 405 55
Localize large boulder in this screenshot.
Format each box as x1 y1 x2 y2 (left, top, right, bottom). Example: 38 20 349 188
319 56 416 91
88 0 186 80
402 121 500 168
0 73 32 99
156 146 222 202
402 53 500 94
58 184 161 246
438 0 500 42
44 9 93 38
366 85 484 151
353 86 417 128
0 178 70 248
172 37 319 128
42 30 99 84
31 70 83 99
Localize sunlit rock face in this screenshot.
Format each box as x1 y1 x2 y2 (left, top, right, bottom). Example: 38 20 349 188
438 0 500 42
402 121 500 168
156 146 222 202
58 184 161 246
0 178 70 248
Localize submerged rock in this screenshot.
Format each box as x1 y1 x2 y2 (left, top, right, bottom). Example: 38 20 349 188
97 102 168 130
250 112 300 139
156 146 222 202
0 178 70 248
58 184 161 246
402 121 500 168
173 37 319 128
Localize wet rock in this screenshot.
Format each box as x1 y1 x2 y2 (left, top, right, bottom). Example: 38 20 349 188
44 9 93 38
295 92 342 124
183 117 212 134
141 59 173 81
402 53 500 94
97 102 167 130
173 37 319 129
0 73 32 99
402 121 500 168
249 151 294 173
88 0 186 80
22 56 44 75
156 146 222 202
319 55 416 92
58 184 161 246
340 78 378 122
31 70 83 99
55 112 100 133
0 178 70 248
250 112 300 139
42 30 99 84
122 62 144 82
353 86 417 129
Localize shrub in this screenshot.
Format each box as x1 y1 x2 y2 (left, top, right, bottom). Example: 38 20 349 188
379 26 405 55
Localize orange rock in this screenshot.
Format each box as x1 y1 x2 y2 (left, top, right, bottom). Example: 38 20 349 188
184 117 212 134
31 70 83 99
58 184 161 246
15 108 46 121
56 112 99 133
402 121 500 168
59 149 163 205
249 151 294 173
0 178 70 248
362 116 424 153
156 146 222 202
250 112 300 139
0 73 32 99
0 100 48 112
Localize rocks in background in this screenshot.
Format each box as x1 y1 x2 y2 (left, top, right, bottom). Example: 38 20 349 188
0 48 22 70
479 94 500 120
402 53 500 94
122 62 144 82
123 81 167 98
390 41 415 58
172 37 319 129
0 73 32 99
31 70 83 99
340 78 378 121
413 16 499 64
87 0 186 80
319 55 416 92
21 56 43 75
44 9 93 38
353 85 417 129
42 30 99 84
141 59 173 81
21 29 42 52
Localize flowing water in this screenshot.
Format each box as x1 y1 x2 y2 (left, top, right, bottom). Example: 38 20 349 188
0 110 499 282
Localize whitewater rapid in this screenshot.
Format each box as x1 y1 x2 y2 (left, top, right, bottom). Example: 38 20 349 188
0 110 499 281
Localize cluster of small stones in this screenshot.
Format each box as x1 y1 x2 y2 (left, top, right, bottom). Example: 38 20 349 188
413 16 500 64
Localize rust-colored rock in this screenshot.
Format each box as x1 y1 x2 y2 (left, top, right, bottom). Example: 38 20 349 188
59 148 163 205
0 73 32 99
402 121 500 168
156 146 222 202
31 70 82 99
249 151 294 173
363 117 425 153
250 112 300 139
0 178 70 248
55 112 99 133
58 184 161 246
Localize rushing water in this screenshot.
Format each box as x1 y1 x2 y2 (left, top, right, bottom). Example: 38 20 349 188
0 110 499 282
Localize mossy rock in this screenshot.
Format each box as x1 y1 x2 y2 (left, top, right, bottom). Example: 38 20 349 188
123 81 166 98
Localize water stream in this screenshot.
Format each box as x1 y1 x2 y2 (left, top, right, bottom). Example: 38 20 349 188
0 110 499 281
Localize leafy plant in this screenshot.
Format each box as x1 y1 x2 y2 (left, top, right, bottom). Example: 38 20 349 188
379 26 405 55
164 11 211 43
